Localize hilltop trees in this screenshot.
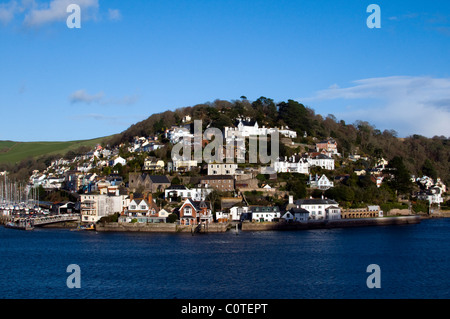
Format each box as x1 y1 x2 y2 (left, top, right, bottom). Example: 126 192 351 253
101 96 448 186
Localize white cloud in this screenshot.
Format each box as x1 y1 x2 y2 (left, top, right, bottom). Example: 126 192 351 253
23 0 98 27
69 89 139 106
0 1 18 25
107 8 121 21
302 76 450 138
69 89 104 104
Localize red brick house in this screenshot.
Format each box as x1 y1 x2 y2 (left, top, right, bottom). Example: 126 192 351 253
179 198 212 226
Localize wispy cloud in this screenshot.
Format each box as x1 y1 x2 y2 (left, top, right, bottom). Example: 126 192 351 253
23 0 98 27
302 76 450 138
69 89 104 104
0 0 18 25
69 89 139 106
107 8 121 21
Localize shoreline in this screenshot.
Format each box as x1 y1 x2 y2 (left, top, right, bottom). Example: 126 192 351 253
94 215 423 233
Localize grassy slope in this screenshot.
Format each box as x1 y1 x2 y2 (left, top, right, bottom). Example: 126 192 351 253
0 136 114 164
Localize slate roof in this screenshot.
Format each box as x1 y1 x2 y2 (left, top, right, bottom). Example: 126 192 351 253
294 198 339 205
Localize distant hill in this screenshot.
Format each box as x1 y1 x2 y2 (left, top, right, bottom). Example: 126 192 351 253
0 136 115 165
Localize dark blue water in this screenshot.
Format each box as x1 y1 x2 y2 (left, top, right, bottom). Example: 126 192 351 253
0 219 449 299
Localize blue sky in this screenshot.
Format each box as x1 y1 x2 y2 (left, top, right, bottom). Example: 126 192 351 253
1 0 449 141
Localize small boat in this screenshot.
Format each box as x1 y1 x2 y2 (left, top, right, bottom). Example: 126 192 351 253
5 221 34 231
71 223 95 231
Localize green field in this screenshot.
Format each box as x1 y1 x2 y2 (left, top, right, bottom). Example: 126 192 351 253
0 136 115 164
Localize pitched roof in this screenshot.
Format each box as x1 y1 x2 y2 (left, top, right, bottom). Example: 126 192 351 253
200 175 234 180
148 175 170 183
289 207 310 214
294 198 338 205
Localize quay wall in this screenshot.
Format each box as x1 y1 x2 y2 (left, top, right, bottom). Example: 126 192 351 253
241 216 421 231
95 222 229 233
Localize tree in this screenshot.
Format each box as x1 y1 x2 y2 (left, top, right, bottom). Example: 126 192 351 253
422 159 437 180
167 213 178 223
387 156 414 196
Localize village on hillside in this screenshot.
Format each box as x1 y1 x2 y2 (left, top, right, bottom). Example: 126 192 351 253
1 115 448 228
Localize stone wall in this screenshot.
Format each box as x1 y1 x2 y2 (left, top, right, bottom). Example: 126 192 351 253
241 216 421 231
95 222 229 233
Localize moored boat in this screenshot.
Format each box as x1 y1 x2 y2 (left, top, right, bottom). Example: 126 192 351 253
5 221 34 231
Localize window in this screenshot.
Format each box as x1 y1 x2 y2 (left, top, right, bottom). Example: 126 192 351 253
140 205 147 210
184 207 192 216
130 205 136 210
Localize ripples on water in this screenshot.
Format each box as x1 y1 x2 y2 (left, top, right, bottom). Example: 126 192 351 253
0 219 449 299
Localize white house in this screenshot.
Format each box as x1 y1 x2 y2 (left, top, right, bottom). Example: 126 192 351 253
417 187 444 205
281 207 310 222
308 174 334 190
275 126 297 138
250 206 280 222
208 163 238 176
172 159 198 172
272 155 310 174
294 198 341 220
109 156 127 167
229 205 250 221
119 194 165 223
307 154 335 170
168 126 194 144
80 188 128 223
164 185 213 202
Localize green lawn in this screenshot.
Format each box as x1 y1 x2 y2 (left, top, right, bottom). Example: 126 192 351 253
0 136 115 164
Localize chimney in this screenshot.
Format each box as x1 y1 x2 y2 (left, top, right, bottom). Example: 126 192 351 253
289 195 293 204
148 193 153 203
130 193 134 200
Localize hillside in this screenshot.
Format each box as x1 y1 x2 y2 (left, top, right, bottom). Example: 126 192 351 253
0 136 115 165
106 97 450 185
1 97 449 186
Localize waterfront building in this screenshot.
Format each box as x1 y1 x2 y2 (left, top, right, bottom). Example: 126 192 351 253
229 205 250 221
341 206 382 219
294 198 341 220
179 198 213 226
80 186 128 223
281 207 310 222
248 206 281 222
119 193 165 223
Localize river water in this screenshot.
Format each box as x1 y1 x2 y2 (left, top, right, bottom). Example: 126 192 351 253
0 218 449 299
